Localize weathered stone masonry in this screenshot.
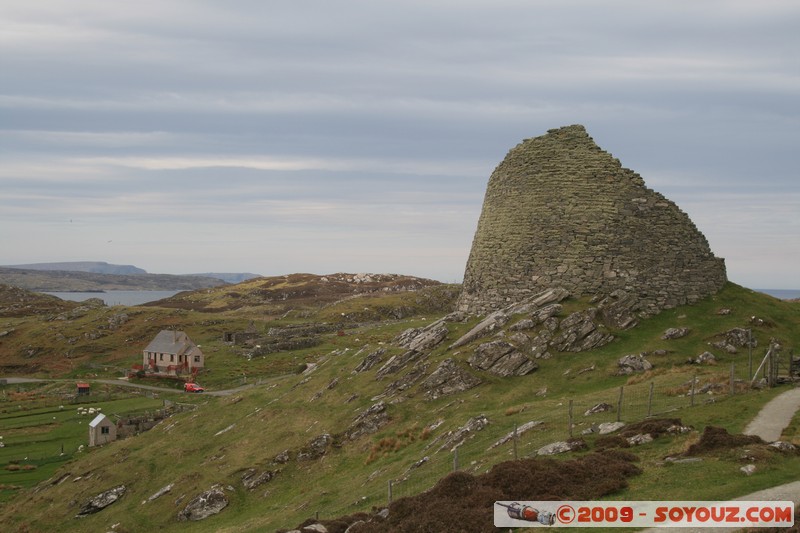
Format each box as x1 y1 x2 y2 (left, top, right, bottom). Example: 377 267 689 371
458 125 727 316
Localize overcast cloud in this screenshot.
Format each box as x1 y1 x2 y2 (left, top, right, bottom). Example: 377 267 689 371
1 1 798 288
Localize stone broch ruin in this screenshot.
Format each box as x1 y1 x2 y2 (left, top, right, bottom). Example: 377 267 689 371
458 125 727 316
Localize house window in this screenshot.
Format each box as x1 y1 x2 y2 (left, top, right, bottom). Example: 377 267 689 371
194 355 201 363
170 354 174 362
159 354 164 361
101 426 110 434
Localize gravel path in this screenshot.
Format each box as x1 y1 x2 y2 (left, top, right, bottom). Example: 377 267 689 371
639 385 800 532
743 386 800 441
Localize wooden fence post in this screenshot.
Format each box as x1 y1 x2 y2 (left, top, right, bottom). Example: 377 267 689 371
690 374 696 407
568 400 574 438
388 479 393 505
647 382 654 417
616 386 624 422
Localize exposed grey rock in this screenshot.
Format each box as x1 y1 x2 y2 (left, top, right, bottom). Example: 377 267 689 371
550 308 614 352
740 464 756 476
584 402 614 416
537 440 585 456
530 303 564 325
353 348 386 373
177 485 228 521
508 332 530 347
145 483 173 503
627 433 654 446
662 327 690 340
616 354 653 375
449 310 510 349
301 524 328 533
468 340 538 376
297 434 333 462
420 359 482 400
273 450 291 464
769 441 797 452
509 319 535 331
691 351 716 365
596 291 640 329
345 402 389 440
241 468 278 491
404 323 449 353
379 362 429 398
375 350 425 379
720 327 757 348
504 288 570 315
487 420 544 450
598 422 625 435
76 485 126 517
432 415 490 452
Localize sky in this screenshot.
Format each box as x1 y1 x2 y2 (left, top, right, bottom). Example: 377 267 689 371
1 1 798 289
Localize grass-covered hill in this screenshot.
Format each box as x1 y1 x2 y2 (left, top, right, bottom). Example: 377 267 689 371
0 280 798 532
0 266 227 292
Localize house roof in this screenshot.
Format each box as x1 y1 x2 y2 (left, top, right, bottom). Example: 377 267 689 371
89 413 108 428
144 330 202 357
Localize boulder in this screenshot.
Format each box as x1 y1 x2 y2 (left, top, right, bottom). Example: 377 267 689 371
598 422 625 435
76 485 126 517
177 485 228 521
740 464 756 476
626 433 654 446
537 439 586 456
616 354 653 375
691 351 716 365
769 441 797 452
379 362 430 398
584 402 614 416
662 327 690 340
420 359 482 400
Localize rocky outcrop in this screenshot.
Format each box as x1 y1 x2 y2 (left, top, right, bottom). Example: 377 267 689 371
177 485 229 521
353 348 385 373
457 125 726 316
75 485 126 517
241 469 279 491
297 434 334 461
468 341 538 377
420 359 482 399
345 402 389 440
428 415 490 452
550 309 614 352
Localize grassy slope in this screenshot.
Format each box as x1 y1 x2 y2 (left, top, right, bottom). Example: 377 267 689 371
0 283 798 532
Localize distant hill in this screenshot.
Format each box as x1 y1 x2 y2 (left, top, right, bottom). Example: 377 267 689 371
189 272 263 284
6 261 147 275
0 267 227 292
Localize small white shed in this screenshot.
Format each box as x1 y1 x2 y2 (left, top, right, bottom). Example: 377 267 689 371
88 413 117 446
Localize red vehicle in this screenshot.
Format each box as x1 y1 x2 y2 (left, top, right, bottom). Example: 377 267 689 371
184 382 204 393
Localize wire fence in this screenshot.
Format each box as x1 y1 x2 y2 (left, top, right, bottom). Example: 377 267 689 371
308 347 798 523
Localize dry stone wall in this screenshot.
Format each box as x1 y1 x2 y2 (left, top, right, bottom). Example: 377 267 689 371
458 125 727 315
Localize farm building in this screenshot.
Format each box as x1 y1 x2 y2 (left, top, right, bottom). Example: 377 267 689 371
142 330 204 376
88 413 116 446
